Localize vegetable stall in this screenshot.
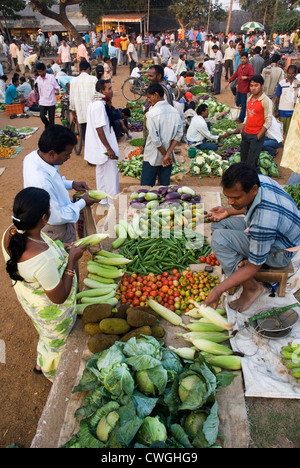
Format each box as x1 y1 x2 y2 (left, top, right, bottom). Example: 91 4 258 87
30 184 250 449
30 184 300 449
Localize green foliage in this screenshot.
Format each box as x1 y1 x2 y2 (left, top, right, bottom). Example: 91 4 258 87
63 335 237 448
169 0 226 28
0 0 26 18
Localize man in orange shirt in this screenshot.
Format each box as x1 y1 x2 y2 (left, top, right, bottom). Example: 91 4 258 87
9 40 19 70
77 39 89 65
239 75 272 171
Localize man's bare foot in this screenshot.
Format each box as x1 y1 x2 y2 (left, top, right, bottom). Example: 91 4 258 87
229 281 264 312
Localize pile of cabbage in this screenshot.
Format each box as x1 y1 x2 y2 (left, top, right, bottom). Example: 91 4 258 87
63 335 237 448
189 151 230 178
197 97 230 118
228 151 280 177
189 149 280 179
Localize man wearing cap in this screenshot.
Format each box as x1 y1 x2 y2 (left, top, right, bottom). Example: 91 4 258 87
178 91 194 112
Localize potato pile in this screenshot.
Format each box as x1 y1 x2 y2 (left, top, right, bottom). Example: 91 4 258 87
82 303 166 354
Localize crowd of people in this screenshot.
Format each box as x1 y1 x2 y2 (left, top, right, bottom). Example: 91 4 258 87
0 26 299 381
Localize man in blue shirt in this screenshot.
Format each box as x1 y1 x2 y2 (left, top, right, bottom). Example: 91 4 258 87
109 41 118 76
17 76 32 99
5 76 25 105
205 163 300 312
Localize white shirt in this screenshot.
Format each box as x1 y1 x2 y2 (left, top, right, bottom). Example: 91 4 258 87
51 62 61 76
224 46 235 61
127 43 138 62
164 66 177 84
176 58 187 76
160 45 171 62
265 116 283 143
186 115 219 145
144 100 183 166
84 99 120 166
136 35 143 44
212 50 223 65
131 67 141 78
23 150 85 226
203 60 215 78
69 72 98 124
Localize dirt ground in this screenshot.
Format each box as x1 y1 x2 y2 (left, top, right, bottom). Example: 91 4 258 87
0 56 298 449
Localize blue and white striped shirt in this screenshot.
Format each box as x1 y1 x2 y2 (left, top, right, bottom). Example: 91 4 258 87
245 175 300 265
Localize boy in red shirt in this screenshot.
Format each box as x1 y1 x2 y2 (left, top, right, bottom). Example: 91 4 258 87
239 75 272 171
226 52 255 122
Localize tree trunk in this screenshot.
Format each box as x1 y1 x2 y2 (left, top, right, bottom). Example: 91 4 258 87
30 0 83 43
226 0 233 36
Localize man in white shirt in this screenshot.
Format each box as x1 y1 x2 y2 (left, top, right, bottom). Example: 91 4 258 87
127 38 138 74
198 59 215 83
84 80 120 205
262 116 283 156
69 60 98 143
211 45 223 94
141 83 183 187
176 54 187 76
58 39 72 76
131 63 143 78
162 63 177 84
51 60 61 76
136 33 143 58
186 103 229 151
23 124 97 247
159 41 171 64
224 40 235 81
49 33 59 53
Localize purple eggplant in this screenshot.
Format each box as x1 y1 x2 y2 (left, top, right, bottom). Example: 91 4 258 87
137 189 148 193
181 194 192 201
137 197 146 203
165 192 181 200
158 186 168 195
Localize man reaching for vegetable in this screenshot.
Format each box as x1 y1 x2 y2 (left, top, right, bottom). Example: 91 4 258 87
204 163 300 312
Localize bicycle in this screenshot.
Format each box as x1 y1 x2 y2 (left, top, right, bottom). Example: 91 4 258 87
121 76 147 101
122 75 180 102
59 95 83 155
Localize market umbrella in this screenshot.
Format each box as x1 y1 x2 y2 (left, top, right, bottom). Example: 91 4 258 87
241 22 264 31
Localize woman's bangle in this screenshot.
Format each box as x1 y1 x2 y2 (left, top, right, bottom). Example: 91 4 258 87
65 268 75 277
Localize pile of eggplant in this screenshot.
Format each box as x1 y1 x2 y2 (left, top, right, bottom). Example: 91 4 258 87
130 185 201 209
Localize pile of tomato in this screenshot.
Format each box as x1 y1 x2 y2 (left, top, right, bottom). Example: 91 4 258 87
199 252 220 266
116 269 220 314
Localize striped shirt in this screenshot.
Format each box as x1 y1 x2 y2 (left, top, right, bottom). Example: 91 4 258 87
274 78 300 118
245 175 300 266
69 72 98 124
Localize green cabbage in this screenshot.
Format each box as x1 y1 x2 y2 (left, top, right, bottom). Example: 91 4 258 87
135 416 167 446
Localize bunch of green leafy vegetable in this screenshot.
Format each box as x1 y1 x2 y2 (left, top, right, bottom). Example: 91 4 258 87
284 183 300 209
117 155 185 180
189 85 209 96
211 118 238 134
62 335 237 449
126 100 144 123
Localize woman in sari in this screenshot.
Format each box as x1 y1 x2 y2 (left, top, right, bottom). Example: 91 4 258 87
2 187 88 382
